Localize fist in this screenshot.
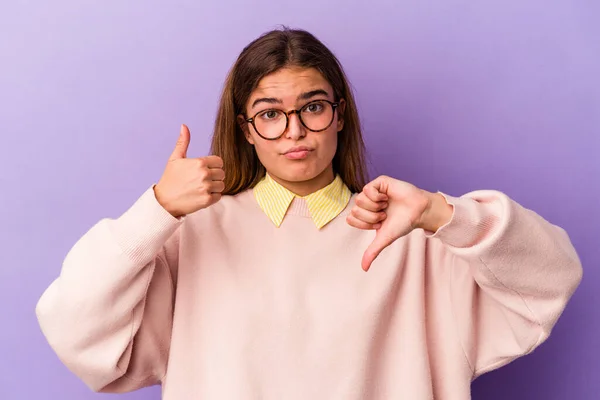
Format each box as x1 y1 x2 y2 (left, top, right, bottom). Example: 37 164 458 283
154 124 225 218
347 176 434 271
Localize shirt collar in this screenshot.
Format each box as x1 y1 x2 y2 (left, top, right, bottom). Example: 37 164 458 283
253 173 351 229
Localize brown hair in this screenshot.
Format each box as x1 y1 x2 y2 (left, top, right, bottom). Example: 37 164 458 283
210 27 368 195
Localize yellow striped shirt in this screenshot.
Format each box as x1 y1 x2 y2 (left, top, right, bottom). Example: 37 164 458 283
253 173 352 229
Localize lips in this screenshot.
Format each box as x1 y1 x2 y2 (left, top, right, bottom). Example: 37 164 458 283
283 146 313 160
284 146 312 154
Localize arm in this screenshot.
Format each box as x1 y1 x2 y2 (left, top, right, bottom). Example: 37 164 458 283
36 187 183 392
427 190 583 378
348 176 582 377
37 123 225 392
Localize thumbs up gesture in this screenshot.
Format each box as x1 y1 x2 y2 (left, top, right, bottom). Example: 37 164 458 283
347 176 454 271
154 124 225 218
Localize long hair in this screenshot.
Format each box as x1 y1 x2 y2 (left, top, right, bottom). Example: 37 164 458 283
210 27 368 195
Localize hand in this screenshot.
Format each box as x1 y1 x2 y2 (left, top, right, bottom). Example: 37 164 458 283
346 175 453 271
154 124 225 218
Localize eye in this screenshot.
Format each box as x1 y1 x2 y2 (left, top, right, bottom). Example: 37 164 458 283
258 109 282 120
303 101 325 113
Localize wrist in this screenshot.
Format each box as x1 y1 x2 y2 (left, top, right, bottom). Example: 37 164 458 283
417 191 453 233
153 184 181 218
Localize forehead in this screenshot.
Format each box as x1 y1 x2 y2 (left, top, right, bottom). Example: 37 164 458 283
250 67 333 101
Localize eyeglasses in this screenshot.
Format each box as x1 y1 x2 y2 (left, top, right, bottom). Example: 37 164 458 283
245 99 340 140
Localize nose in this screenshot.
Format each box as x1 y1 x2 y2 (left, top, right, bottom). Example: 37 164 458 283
284 111 306 141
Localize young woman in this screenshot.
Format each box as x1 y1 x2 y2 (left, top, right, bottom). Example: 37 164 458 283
36 28 582 399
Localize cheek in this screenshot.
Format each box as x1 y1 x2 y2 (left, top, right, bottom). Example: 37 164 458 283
320 129 338 159
253 141 278 163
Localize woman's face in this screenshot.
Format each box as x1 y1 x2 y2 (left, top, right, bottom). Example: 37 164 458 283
239 67 345 193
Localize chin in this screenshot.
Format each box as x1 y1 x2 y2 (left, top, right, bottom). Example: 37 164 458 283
272 163 330 183
278 170 319 183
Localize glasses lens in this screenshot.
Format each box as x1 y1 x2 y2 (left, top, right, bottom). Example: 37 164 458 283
301 101 334 131
254 109 287 139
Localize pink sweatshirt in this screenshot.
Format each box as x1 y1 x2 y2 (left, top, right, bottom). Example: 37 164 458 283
36 186 582 399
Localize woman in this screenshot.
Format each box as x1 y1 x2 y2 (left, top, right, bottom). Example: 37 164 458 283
36 28 582 399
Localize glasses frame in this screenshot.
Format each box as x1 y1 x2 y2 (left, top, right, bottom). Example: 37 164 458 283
245 99 340 141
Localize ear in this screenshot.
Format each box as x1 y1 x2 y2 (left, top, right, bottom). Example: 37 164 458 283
237 114 255 145
336 99 346 132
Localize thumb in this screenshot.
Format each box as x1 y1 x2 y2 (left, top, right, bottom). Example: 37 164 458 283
170 124 190 160
361 229 395 271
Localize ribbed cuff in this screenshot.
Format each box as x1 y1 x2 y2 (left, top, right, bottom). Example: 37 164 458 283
108 185 184 264
425 192 497 249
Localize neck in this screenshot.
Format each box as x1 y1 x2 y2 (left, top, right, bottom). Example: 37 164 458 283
270 167 335 196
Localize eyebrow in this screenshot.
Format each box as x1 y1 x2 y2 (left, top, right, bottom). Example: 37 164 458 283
298 89 330 101
251 89 331 109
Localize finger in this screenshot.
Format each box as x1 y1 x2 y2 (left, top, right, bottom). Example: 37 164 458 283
355 193 387 212
208 180 225 193
364 183 388 203
346 214 382 231
209 193 222 203
209 168 225 181
170 124 190 160
200 155 224 169
362 231 396 271
204 193 222 207
351 206 386 224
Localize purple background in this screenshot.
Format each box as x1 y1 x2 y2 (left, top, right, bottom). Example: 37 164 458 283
1 1 598 399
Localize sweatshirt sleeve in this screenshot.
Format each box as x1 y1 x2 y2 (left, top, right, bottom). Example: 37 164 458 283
427 190 583 379
36 186 184 392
